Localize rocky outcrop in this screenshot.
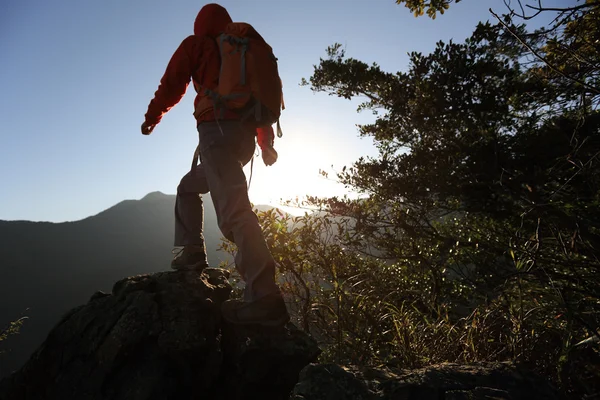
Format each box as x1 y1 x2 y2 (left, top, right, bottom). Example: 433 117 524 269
291 362 559 400
0 269 319 400
0 267 562 400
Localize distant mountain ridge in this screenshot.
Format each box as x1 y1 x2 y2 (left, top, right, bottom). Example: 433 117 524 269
0 191 275 378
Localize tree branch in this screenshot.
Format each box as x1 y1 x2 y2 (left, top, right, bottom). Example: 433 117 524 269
490 8 600 95
526 1 600 14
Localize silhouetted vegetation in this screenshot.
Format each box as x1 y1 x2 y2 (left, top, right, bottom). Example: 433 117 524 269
242 2 600 397
0 317 26 356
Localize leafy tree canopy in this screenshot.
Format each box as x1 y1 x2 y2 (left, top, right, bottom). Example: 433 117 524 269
277 1 600 396
395 0 459 18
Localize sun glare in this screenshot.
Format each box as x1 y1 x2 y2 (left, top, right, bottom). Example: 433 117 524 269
245 129 350 215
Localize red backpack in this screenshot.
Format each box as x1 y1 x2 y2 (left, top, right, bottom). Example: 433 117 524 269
195 22 284 136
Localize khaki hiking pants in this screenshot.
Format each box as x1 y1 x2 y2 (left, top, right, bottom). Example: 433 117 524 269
174 120 279 302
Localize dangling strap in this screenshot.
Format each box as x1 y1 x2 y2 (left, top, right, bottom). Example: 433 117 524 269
277 82 285 138
190 144 200 174
276 119 283 138
239 41 248 85
247 144 257 192
218 34 227 78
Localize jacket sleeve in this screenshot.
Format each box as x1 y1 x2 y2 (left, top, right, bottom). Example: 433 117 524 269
256 125 275 149
145 36 202 126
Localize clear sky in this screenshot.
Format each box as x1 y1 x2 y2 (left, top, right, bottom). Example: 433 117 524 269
0 0 573 222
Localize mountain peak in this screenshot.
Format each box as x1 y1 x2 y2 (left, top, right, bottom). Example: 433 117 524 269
141 191 169 201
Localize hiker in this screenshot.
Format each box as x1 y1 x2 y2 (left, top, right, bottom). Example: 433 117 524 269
140 3 289 327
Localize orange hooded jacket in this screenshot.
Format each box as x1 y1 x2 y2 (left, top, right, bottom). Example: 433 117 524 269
144 4 274 147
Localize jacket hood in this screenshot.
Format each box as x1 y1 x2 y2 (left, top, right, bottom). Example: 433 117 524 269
194 3 232 38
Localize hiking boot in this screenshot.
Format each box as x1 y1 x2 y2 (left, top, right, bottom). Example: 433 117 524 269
171 246 209 271
221 292 290 327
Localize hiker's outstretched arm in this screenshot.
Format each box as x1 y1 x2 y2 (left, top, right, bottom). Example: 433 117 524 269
144 36 200 127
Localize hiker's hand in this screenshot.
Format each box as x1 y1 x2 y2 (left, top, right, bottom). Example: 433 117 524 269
262 146 278 166
141 121 155 135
